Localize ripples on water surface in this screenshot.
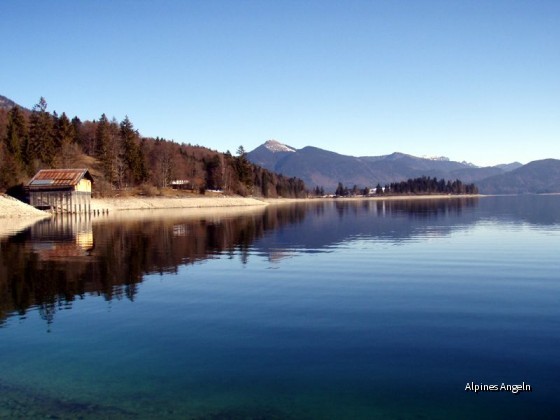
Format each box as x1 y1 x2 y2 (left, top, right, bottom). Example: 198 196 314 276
0 196 559 419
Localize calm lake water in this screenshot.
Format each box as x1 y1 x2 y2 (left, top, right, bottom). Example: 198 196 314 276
1 196 559 419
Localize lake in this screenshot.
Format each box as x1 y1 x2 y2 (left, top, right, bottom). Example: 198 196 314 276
1 195 559 419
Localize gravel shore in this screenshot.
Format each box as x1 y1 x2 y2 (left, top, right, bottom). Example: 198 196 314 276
91 196 268 212
0 194 51 219
0 194 269 220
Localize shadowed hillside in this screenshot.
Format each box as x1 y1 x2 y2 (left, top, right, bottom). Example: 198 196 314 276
476 159 560 194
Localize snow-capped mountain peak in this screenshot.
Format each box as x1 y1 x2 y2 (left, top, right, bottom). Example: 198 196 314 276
264 140 296 153
422 155 450 161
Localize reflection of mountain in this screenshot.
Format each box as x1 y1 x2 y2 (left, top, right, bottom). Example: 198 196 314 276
1 196 559 326
473 194 560 226
252 196 560 255
253 198 481 254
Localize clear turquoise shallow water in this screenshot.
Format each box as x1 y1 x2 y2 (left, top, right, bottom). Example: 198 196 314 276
1 196 559 419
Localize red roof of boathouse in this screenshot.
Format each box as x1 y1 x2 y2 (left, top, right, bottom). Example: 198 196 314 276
27 169 93 190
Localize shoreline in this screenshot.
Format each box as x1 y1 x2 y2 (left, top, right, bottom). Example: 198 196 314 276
90 195 269 212
0 193 484 220
93 193 484 212
263 194 483 205
0 194 53 219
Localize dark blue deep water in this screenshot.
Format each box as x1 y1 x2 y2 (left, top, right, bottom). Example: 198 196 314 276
1 196 559 419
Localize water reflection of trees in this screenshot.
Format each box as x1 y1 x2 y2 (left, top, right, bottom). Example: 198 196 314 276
0 206 309 326
5 196 557 327
0 198 481 326
333 197 478 219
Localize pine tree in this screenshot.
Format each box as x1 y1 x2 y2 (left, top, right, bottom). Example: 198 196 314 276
70 116 84 149
97 114 110 151
120 116 147 186
335 182 344 196
205 154 225 190
235 145 253 192
27 97 55 167
4 106 27 167
260 170 271 197
95 114 111 173
54 112 74 149
53 112 76 166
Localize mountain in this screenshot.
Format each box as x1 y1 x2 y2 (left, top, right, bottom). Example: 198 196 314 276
494 162 523 172
247 140 559 194
247 141 511 191
476 159 560 194
0 95 28 112
247 140 297 171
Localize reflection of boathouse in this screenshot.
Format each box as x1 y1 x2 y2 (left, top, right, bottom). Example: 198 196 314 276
27 169 93 213
29 216 94 260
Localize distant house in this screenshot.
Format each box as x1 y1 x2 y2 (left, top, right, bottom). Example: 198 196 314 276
27 169 93 213
369 186 386 194
170 179 191 190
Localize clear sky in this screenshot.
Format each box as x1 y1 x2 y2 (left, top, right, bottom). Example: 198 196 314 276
2 0 558 166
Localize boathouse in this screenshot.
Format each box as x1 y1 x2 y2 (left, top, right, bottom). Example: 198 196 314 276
27 169 93 213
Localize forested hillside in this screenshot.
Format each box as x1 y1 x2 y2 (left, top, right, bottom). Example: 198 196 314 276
0 97 307 198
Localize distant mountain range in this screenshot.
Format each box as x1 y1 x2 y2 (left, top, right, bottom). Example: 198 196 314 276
248 140 559 194
477 159 560 194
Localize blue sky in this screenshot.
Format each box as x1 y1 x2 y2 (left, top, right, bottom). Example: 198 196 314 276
2 0 558 166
